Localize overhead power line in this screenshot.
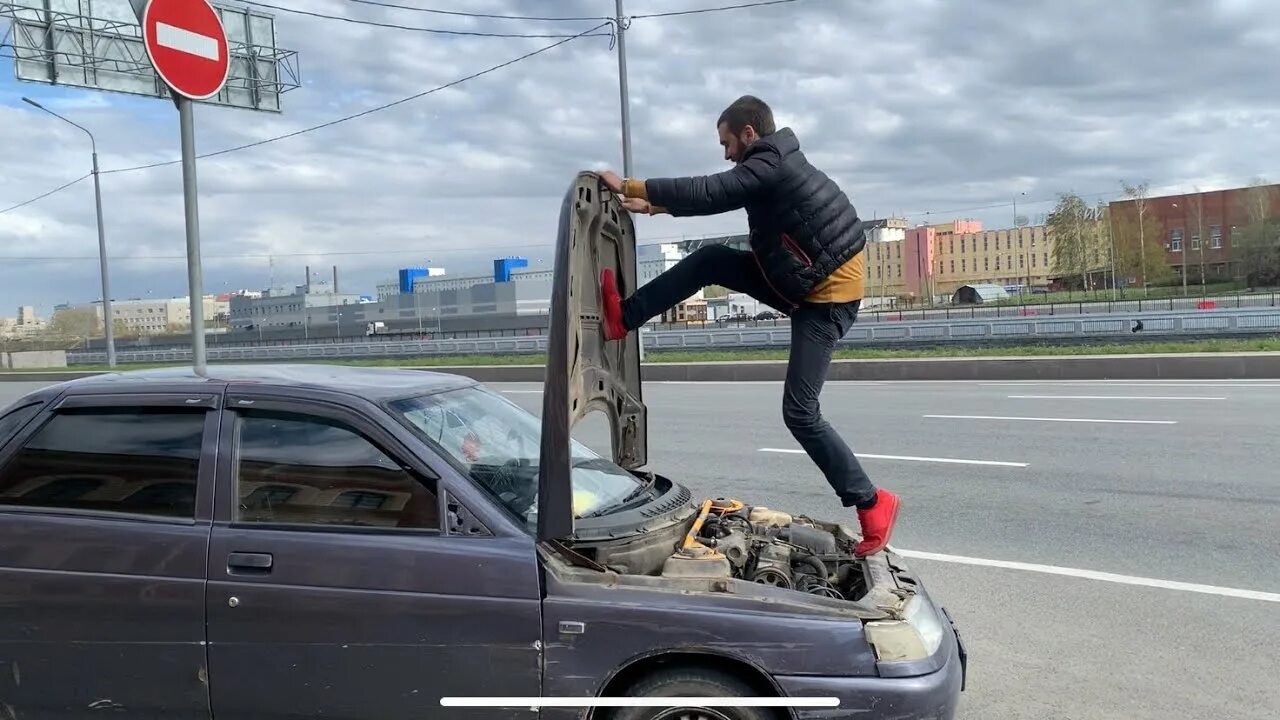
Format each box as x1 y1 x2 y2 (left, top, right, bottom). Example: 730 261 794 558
899 189 1122 219
0 240 564 262
0 174 91 215
236 0 611 38
2 0 812 212
631 0 806 20
100 22 610 175
4 23 606 208
336 0 608 22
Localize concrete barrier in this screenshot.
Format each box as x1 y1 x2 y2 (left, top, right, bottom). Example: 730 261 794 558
1 350 68 370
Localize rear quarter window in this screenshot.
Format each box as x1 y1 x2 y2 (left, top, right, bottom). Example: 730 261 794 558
0 403 42 447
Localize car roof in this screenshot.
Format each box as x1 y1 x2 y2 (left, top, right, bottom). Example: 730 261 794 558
55 364 478 402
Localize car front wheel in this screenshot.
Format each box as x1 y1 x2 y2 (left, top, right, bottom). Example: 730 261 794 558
606 667 783 720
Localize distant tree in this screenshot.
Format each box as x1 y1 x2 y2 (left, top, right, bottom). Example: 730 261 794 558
1048 193 1108 291
50 308 100 340
1237 179 1280 286
1112 210 1172 287
1049 193 1083 285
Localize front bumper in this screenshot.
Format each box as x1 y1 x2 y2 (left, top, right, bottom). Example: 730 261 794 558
773 613 966 720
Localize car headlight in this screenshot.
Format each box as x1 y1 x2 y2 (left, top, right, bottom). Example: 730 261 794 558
864 595 946 663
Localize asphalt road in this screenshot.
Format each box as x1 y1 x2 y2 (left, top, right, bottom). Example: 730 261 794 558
3 377 1278 719
499 378 1280 720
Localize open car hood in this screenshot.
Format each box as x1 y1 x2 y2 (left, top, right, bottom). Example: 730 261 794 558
537 172 648 542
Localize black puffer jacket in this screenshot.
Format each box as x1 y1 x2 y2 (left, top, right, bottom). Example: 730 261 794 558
643 127 866 307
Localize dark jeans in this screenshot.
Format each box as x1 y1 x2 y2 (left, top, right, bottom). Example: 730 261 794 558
621 245 878 508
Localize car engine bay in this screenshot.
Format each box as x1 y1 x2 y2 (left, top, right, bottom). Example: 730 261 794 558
571 497 871 603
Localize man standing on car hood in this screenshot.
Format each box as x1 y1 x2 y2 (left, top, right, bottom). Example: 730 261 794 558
597 95 900 557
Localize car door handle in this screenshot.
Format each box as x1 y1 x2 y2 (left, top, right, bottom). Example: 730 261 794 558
227 552 273 574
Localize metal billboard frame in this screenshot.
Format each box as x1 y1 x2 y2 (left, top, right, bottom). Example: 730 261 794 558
1 0 300 111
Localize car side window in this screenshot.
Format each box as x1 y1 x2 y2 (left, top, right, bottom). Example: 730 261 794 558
234 410 439 531
0 408 206 519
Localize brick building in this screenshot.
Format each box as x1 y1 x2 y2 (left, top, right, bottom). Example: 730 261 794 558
1108 183 1280 283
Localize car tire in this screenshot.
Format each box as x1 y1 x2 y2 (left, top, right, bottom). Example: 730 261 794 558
604 666 783 720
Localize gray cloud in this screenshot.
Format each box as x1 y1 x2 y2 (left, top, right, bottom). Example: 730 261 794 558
2 0 1278 315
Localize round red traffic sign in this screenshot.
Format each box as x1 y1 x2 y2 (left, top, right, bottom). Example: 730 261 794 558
142 0 230 100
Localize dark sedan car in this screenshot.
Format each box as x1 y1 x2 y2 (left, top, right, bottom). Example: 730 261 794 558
0 173 964 720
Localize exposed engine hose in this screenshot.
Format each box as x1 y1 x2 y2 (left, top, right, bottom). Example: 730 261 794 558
834 563 858 587
793 553 828 582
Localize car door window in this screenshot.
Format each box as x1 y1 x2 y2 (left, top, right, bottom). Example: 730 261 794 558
233 410 439 530
0 408 205 518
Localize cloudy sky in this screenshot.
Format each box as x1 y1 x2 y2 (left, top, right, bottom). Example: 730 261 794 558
2 0 1278 317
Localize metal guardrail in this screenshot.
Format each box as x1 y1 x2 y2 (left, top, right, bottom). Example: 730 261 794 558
659 292 1279 330
67 307 1280 365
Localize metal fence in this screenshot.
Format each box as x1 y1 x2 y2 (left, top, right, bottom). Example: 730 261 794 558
653 291 1279 331
67 307 1280 366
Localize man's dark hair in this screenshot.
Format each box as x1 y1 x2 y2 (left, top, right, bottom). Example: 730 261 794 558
718 95 775 136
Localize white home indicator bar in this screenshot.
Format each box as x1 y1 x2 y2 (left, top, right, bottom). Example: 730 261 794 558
440 696 840 708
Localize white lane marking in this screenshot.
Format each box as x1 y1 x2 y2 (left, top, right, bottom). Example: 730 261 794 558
924 414 1176 425
649 381 891 385
894 549 1280 604
441 697 838 709
156 22 221 61
500 390 543 394
759 448 1027 468
982 381 1280 388
1007 395 1227 401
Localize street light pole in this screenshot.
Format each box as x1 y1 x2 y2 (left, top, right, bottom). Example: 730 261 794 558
1014 191 1027 296
23 97 116 367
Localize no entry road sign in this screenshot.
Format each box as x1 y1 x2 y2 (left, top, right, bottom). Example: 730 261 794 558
142 0 230 100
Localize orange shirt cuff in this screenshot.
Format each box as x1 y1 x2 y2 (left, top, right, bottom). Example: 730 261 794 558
622 178 648 200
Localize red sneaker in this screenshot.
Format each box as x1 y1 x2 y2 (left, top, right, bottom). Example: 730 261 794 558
854 488 901 557
600 268 628 341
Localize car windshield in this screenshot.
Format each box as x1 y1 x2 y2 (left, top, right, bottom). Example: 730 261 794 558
388 385 648 529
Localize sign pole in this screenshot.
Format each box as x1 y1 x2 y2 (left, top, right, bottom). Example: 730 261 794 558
135 0 230 377
177 96 207 376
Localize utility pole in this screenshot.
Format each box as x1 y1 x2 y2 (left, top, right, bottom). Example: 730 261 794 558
615 0 642 360
1013 194 1020 298
1099 202 1117 301
1175 201 1188 298
1138 204 1148 297
1195 190 1207 298
615 0 633 177
22 97 116 367
1107 205 1121 299
1014 191 1027 295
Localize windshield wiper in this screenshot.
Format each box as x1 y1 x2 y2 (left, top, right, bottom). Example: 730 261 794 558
621 473 658 503
577 472 657 519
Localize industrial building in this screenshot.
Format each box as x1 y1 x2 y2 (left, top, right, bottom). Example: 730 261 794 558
230 266 362 333
54 295 230 336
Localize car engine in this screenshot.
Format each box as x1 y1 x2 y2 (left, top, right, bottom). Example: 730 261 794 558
656 498 869 602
